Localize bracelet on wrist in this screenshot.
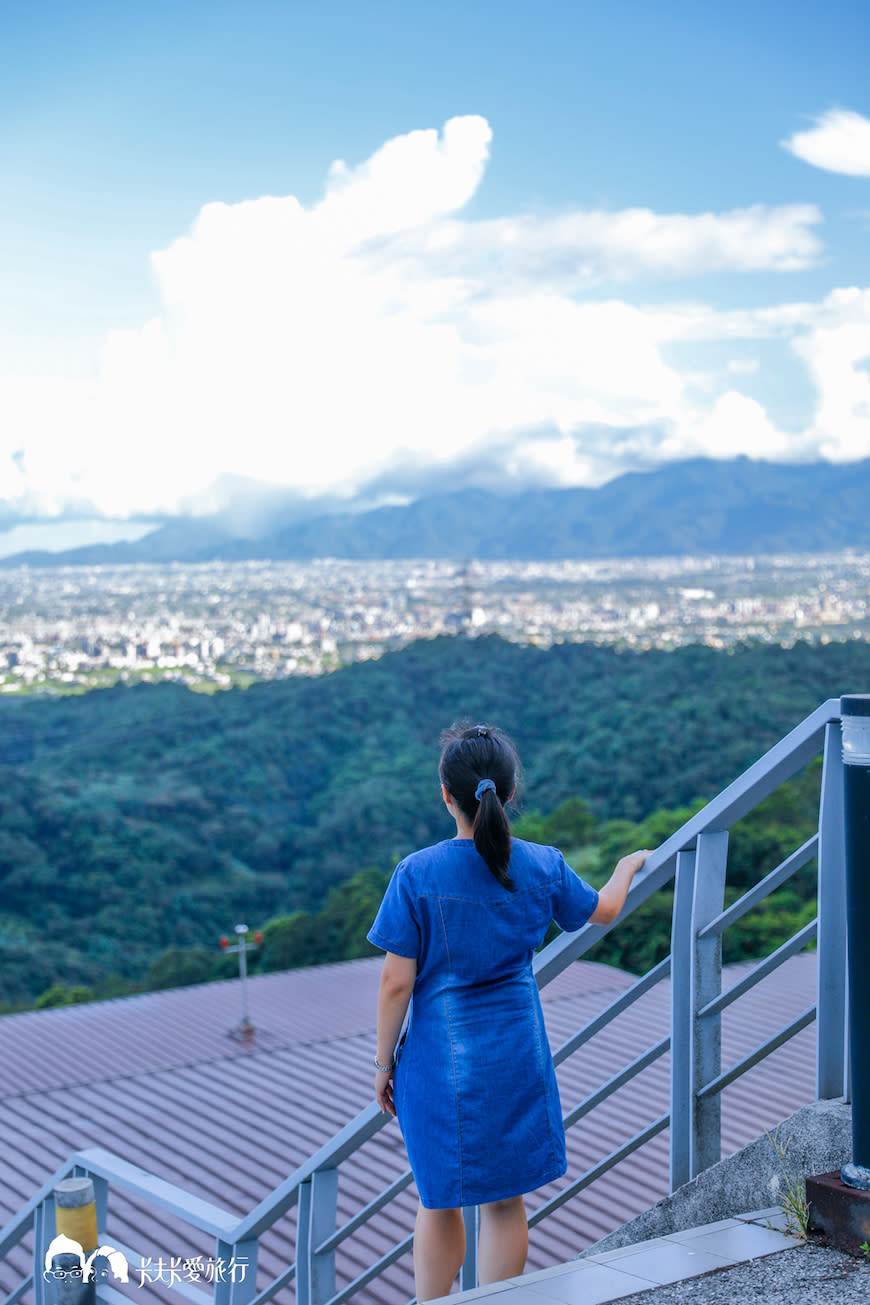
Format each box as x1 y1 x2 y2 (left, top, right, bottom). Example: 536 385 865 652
374 1056 395 1073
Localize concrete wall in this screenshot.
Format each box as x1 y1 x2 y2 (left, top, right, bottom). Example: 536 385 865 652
580 1098 852 1257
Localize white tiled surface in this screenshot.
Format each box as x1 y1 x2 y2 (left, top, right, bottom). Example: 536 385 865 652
671 1220 794 1263
437 1209 798 1305
514 1261 661 1305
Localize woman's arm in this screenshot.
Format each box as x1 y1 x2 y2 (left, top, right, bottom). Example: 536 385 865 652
590 849 652 925
374 951 417 1115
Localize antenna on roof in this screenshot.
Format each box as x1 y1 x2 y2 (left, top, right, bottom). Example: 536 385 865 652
219 923 262 1041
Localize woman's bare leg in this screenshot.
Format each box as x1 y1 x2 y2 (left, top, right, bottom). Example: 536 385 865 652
478 1196 528 1284
414 1203 466 1301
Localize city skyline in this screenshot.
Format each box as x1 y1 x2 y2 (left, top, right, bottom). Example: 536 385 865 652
4 551 869 694
1 0 868 554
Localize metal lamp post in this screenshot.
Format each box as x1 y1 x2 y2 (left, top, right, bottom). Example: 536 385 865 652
220 923 262 1040
841 695 870 1190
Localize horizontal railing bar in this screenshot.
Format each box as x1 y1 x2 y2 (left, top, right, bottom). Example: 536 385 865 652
1 1146 227 1258
248 1259 296 1305
698 1006 817 1101
533 697 836 991
66 1149 238 1238
0 1200 36 1258
552 957 672 1068
322 1232 414 1305
3 1271 32 1305
698 922 818 1021
533 862 674 989
315 1169 415 1257
529 1113 670 1228
699 836 819 939
234 1103 389 1241
563 1037 671 1132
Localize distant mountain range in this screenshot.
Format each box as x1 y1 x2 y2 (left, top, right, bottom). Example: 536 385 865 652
4 456 870 567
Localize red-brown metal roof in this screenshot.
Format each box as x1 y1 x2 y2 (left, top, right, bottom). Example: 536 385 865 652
0 954 818 1304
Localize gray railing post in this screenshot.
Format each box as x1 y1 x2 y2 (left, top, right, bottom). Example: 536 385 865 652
691 831 729 1177
817 719 848 1101
32 1195 54 1305
839 695 870 1189
670 848 696 1191
296 1168 338 1305
212 1240 232 1305
210 1235 257 1305
213 1235 258 1305
670 832 729 1189
295 1177 315 1305
459 1206 479 1291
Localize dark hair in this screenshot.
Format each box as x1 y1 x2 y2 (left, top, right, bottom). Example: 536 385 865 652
439 722 521 891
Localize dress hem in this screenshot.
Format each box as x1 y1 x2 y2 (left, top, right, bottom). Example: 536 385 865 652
416 1160 568 1210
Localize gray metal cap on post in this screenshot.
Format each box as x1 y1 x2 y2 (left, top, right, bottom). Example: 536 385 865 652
839 694 870 1191
54 1179 96 1208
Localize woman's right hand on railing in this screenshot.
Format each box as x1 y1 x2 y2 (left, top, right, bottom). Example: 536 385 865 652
590 849 654 925
617 849 653 877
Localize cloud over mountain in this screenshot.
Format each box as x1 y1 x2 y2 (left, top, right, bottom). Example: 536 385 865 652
1 115 867 529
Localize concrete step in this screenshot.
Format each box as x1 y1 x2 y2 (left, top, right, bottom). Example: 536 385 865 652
437 1208 801 1305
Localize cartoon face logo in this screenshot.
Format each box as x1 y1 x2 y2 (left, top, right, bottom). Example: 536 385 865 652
43 1234 129 1283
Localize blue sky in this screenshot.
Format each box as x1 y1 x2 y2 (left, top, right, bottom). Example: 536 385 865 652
1 0 868 551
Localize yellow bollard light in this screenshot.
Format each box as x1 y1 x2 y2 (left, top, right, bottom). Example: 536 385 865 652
54 1178 98 1254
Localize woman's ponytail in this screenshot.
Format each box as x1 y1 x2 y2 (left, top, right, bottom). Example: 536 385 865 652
439 724 521 890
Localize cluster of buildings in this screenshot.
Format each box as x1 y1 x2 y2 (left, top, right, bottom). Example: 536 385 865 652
1 552 868 693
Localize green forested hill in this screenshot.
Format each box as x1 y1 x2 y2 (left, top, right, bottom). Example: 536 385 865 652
1 635 867 1006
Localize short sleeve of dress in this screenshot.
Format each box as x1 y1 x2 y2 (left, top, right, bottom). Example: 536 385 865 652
367 862 420 959
551 852 599 933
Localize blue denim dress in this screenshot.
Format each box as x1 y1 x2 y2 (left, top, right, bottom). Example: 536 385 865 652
367 838 599 1209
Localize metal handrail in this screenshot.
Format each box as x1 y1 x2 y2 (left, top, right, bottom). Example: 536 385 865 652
315 1171 416 1258
697 1007 818 1100
528 1114 672 1228
233 1104 386 1244
1 695 848 1305
699 834 819 938
551 955 671 1067
0 1149 237 1259
320 1234 415 1305
698 920 818 1019
562 1036 671 1131
532 697 838 988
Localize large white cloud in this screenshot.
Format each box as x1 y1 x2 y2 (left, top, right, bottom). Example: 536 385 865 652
0 114 865 524
389 203 822 285
782 109 870 178
792 288 870 460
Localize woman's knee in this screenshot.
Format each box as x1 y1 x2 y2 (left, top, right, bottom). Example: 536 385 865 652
417 1204 464 1231
481 1196 525 1217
